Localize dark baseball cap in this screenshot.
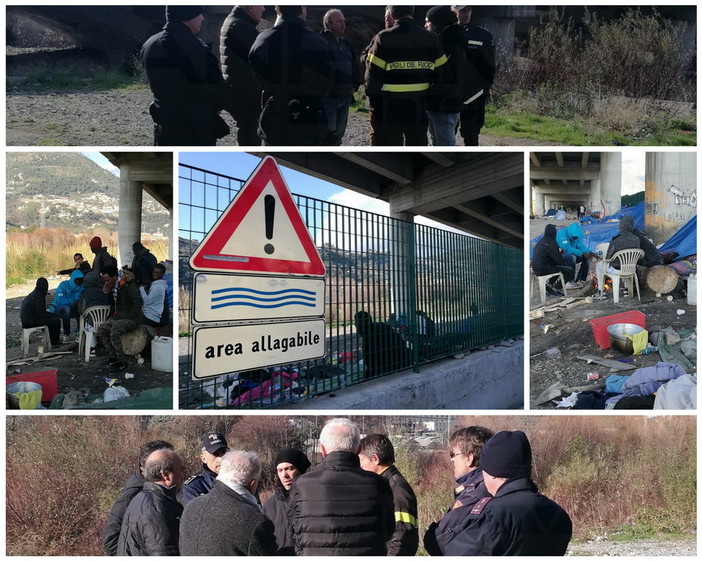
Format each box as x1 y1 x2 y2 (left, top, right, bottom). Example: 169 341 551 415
201 432 228 454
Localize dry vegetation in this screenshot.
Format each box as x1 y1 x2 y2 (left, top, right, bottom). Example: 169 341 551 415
6 415 695 556
6 228 169 287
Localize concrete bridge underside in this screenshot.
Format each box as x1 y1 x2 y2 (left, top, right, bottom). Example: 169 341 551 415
257 152 524 249
530 151 622 218
101 152 173 264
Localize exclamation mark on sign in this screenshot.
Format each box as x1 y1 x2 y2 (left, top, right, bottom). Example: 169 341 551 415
264 194 275 255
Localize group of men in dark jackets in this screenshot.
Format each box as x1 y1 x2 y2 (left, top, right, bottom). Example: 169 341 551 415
140 5 495 147
103 419 572 556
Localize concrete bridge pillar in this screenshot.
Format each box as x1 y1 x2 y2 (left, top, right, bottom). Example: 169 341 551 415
388 210 415 320
117 163 143 268
600 152 622 217
532 189 546 216
645 152 696 245
588 179 601 214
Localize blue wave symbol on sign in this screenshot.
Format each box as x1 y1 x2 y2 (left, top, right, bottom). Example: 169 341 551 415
210 287 317 310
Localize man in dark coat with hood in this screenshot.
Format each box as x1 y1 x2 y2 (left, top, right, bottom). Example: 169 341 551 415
531 224 575 295
423 426 494 555
142 6 230 146
354 311 411 378
220 5 265 145
262 447 311 554
102 440 174 556
290 418 395 556
20 277 62 347
442 430 572 556
596 214 641 292
249 5 334 145
131 242 158 287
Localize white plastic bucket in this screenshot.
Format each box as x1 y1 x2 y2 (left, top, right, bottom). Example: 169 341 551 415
687 274 696 305
151 337 173 372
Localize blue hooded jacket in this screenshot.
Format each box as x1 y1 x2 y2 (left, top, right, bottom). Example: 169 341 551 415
50 269 84 310
556 222 590 257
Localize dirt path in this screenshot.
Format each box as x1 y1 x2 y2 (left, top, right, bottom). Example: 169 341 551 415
568 537 696 556
6 87 559 147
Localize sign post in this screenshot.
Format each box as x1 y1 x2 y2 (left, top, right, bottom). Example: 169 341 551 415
189 157 327 381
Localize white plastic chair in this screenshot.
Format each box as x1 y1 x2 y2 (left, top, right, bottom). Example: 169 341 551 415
600 248 645 304
21 326 51 357
531 268 566 304
78 305 112 362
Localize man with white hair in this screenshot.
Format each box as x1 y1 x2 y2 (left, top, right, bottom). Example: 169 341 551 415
290 418 395 555
179 450 278 556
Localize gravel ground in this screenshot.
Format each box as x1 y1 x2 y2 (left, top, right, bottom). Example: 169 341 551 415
529 218 697 409
6 280 173 407
567 537 696 556
6 86 559 147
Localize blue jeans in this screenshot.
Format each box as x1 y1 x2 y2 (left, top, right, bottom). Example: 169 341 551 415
427 110 460 146
323 94 352 145
56 304 78 336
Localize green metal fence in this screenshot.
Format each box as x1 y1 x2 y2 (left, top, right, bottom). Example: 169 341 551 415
179 163 523 409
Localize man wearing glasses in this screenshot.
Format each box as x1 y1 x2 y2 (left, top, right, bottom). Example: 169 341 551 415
423 425 494 555
182 432 229 504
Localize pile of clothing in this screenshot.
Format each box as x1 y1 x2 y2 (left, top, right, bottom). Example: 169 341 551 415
571 362 696 410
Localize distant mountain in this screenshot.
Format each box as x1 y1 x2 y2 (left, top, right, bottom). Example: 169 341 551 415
6 152 170 234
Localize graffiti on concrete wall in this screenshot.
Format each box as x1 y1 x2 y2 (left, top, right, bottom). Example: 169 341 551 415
645 181 695 230
668 184 696 208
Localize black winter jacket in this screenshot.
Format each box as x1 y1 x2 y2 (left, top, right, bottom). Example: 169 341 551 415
262 481 295 555
116 481 183 556
365 18 446 104
131 249 157 287
249 16 334 145
461 23 496 106
321 30 361 96
91 247 115 277
141 20 229 144
20 278 51 328
220 7 262 105
179 480 278 556
290 450 395 555
382 465 419 556
427 25 470 114
440 476 572 556
531 224 567 276
80 271 113 315
102 470 144 555
115 279 143 326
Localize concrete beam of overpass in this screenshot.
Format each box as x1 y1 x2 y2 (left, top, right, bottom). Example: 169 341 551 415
390 153 523 214
530 167 600 181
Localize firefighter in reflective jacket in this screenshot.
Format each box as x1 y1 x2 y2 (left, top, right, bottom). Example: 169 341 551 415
364 5 447 146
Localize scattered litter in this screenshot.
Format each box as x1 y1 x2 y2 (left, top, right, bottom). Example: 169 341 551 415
587 372 600 381
104 385 130 402
677 309 686 315
667 295 674 302
640 345 659 355
541 324 553 334
125 372 135 379
544 347 561 359
554 392 578 408
603 354 613 359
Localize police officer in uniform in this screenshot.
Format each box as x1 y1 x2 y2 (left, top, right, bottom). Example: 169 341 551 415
452 5 495 145
423 426 493 555
182 432 229 504
141 6 230 146
440 430 573 556
365 5 447 146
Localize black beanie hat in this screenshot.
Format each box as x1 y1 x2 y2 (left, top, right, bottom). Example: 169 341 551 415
166 6 204 22
426 6 458 29
480 430 532 479
275 448 311 474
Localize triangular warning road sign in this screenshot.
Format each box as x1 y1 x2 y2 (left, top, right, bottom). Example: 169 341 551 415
189 156 326 277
